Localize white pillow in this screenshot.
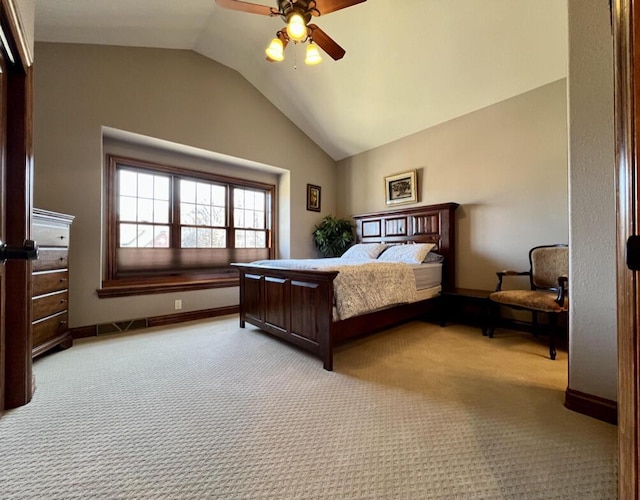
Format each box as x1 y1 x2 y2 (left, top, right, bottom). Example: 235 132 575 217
341 243 388 260
377 243 436 264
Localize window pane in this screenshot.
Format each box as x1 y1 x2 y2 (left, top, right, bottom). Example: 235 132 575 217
253 211 265 229
196 205 211 226
138 199 154 223
236 230 266 249
154 200 169 223
120 223 138 247
212 207 225 226
234 209 245 228
234 189 244 209
181 227 196 248
154 176 170 201
212 185 226 205
119 196 137 222
181 202 196 225
212 229 226 248
197 227 211 248
245 191 255 210
235 230 245 248
246 230 256 248
120 170 137 197
255 191 265 209
197 183 211 205
138 174 154 199
154 226 170 248
181 180 196 203
138 225 155 247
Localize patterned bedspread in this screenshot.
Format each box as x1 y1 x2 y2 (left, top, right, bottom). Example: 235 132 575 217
249 259 418 320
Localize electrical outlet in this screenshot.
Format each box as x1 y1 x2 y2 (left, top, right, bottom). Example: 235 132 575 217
175 299 182 310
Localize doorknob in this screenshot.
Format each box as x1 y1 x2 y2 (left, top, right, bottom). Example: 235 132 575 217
0 239 38 263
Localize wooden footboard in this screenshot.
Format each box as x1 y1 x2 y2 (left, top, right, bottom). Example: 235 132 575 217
232 264 339 370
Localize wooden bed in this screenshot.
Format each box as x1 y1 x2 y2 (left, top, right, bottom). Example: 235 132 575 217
232 202 459 370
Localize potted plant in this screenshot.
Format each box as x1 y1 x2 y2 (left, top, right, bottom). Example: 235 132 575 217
312 215 355 258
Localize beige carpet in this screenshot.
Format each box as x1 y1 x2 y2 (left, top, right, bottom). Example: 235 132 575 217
0 316 617 499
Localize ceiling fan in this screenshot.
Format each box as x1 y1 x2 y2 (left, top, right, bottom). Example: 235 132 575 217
215 0 367 65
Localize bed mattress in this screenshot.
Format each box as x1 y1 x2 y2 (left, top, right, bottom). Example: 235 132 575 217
409 262 442 291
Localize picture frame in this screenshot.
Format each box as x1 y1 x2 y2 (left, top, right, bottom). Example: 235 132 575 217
307 184 321 212
384 170 417 206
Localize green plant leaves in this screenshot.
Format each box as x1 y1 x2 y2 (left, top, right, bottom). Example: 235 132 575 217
312 215 355 258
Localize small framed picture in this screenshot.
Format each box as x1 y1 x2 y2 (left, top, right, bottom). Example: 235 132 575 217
384 170 417 206
307 184 321 212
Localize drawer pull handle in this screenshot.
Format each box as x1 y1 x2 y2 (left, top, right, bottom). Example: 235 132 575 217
59 278 67 282
60 320 67 325
59 236 66 240
59 257 65 261
60 299 67 303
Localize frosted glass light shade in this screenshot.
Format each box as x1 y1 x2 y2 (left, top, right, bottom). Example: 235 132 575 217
305 43 322 65
265 38 284 61
286 13 307 41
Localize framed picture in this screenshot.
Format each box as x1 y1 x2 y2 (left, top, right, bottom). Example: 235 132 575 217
307 184 321 212
384 170 417 206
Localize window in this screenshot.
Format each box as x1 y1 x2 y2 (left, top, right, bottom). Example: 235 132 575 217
101 155 275 296
118 169 171 248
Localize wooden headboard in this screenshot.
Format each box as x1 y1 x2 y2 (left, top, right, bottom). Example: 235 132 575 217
352 202 459 291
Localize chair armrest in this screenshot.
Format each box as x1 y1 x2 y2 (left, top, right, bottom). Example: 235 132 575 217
556 275 569 306
495 270 530 291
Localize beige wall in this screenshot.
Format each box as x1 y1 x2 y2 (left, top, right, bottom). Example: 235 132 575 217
33 43 336 327
567 0 617 401
337 79 569 290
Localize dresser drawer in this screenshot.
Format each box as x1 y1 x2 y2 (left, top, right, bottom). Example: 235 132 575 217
33 221 70 247
33 290 68 321
33 270 68 296
33 311 68 346
33 249 68 271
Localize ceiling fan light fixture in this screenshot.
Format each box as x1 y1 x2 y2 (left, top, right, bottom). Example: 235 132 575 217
265 37 284 61
305 42 322 65
286 12 307 41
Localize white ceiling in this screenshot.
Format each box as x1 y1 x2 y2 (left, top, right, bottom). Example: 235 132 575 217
34 0 568 161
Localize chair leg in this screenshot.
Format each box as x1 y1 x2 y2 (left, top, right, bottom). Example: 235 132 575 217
532 311 538 338
548 313 557 360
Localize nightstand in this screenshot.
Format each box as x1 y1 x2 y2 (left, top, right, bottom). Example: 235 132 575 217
440 288 493 335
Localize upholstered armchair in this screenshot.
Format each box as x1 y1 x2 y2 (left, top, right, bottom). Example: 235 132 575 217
487 244 569 360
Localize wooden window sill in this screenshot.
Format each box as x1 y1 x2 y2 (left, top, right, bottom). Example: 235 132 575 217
97 276 239 298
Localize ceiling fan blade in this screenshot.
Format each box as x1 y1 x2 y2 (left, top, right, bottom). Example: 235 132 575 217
308 24 346 60
266 29 289 62
311 0 366 15
215 0 277 16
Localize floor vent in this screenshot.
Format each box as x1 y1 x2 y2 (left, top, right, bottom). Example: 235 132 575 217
97 318 149 336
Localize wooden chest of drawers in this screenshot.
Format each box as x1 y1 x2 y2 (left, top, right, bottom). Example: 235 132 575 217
32 208 75 358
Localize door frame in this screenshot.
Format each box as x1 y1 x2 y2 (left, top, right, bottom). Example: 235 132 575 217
614 0 640 497
0 0 34 411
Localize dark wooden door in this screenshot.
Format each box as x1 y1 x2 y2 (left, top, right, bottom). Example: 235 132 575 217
0 2 35 411
0 43 5 410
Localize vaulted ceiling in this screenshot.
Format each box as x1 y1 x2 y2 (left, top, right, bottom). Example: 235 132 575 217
34 0 568 160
